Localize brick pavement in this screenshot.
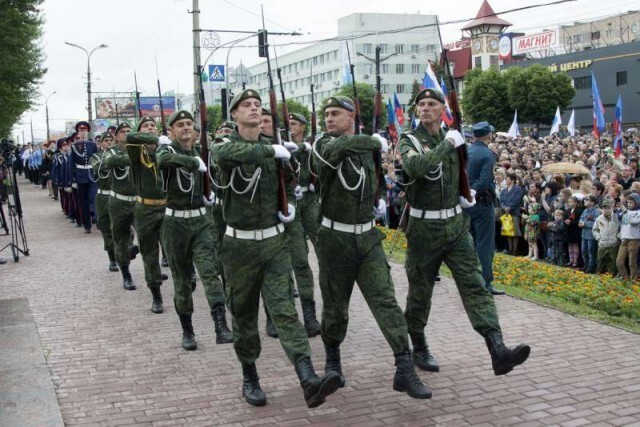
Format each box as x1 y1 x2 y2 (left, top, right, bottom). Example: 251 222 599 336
1 177 640 427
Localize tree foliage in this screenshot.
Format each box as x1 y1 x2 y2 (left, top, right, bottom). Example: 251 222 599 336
318 82 386 134
206 104 223 134
0 0 46 138
461 69 512 132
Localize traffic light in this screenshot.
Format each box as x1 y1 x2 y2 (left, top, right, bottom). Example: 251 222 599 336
258 30 268 58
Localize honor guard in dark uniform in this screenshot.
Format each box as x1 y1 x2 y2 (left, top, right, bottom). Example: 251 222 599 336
311 95 431 399
100 122 139 290
398 88 530 377
52 138 67 213
156 110 232 350
213 89 341 408
91 133 118 272
68 121 98 233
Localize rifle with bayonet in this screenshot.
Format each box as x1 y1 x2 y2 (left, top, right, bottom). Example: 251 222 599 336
134 71 143 121
309 64 317 188
154 57 168 137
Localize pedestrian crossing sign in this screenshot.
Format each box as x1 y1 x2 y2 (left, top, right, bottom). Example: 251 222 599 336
208 65 225 82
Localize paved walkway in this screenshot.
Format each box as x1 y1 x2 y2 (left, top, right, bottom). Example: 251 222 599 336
1 177 640 427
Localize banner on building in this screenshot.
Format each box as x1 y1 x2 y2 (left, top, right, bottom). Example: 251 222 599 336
139 96 176 118
95 96 137 119
512 30 558 55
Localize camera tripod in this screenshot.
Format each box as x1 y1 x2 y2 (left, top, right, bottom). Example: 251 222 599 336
1 162 29 262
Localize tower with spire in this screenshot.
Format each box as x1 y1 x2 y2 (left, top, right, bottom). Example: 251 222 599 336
461 0 511 70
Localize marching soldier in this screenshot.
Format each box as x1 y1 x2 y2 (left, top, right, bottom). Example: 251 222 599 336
101 123 139 290
397 88 530 377
213 89 340 408
90 132 118 272
68 121 98 233
311 95 431 399
156 110 232 350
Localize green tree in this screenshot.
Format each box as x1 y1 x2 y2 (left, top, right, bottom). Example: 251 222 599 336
406 79 422 119
206 104 223 134
507 64 575 127
461 69 512 131
318 82 386 135
0 0 46 137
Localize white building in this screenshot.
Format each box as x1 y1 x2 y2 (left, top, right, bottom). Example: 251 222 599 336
230 13 441 113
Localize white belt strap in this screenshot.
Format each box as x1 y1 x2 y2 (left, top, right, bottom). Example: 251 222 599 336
165 207 207 218
111 192 137 202
76 164 93 170
225 223 284 241
321 217 375 235
300 186 309 193
409 204 462 220
97 189 113 196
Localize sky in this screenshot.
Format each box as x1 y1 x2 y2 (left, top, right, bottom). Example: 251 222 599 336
15 0 639 141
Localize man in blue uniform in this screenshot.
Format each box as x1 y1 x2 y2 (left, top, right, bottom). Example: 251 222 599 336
68 121 98 233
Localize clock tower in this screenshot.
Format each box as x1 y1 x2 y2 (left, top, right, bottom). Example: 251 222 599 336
461 0 511 70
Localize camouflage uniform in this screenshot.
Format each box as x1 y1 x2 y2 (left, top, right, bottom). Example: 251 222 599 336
295 143 320 246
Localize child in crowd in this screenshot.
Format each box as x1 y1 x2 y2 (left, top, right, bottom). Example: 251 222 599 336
579 195 601 273
547 209 567 266
565 196 583 267
592 199 620 275
522 202 541 260
615 193 640 280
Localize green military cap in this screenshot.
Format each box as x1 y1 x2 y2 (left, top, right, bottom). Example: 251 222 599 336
136 116 156 131
413 87 445 105
229 89 261 112
216 121 237 132
261 107 271 116
126 131 158 145
323 96 355 112
115 122 132 133
288 112 306 124
100 132 115 141
168 110 194 127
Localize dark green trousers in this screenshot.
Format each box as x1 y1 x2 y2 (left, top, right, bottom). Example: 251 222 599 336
220 232 311 365
299 191 320 248
96 193 114 252
161 214 225 315
285 213 315 302
316 227 409 354
134 203 164 288
596 245 619 274
404 215 502 338
108 197 135 267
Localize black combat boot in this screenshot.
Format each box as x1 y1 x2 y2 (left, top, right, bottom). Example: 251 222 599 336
295 357 341 408
410 333 440 372
324 345 345 388
265 309 278 338
211 304 233 344
129 244 140 261
107 250 119 272
149 285 163 314
241 363 266 406
485 331 530 376
393 351 432 399
121 265 136 290
178 314 197 351
301 299 321 337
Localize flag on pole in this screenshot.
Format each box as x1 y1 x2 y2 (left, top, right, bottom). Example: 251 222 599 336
386 98 399 142
613 94 623 157
439 76 454 127
550 106 562 135
421 62 453 126
341 40 353 85
507 110 520 138
567 109 576 137
393 93 405 127
591 72 605 138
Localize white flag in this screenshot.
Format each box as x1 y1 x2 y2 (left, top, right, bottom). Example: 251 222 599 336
567 109 576 136
507 110 520 138
550 106 562 135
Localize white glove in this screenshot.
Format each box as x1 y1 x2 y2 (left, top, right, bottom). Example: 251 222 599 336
158 135 172 146
64 187 72 193
372 133 389 153
202 192 216 206
273 145 291 160
71 182 78 190
196 157 207 173
278 203 296 223
460 189 477 209
309 183 315 193
283 141 299 152
303 142 312 152
294 185 303 201
373 198 387 219
445 130 465 148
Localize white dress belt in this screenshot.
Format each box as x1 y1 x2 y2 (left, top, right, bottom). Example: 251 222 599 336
165 207 207 218
300 186 309 193
111 192 137 202
225 223 284 241
97 189 113 196
321 217 375 234
409 204 462 220
76 164 93 169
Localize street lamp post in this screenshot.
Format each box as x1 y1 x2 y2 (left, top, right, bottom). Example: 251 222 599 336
64 42 108 127
45 91 56 141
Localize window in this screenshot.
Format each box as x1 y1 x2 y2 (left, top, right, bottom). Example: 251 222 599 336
606 28 615 38
489 55 499 70
411 64 421 74
572 34 583 44
362 43 372 54
381 64 389 74
379 44 388 54
573 76 591 89
591 31 600 40
396 84 406 94
617 71 627 86
396 64 404 74
395 44 404 54
632 22 640 33
474 56 482 69
411 44 420 54
381 84 389 93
